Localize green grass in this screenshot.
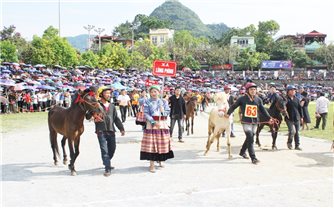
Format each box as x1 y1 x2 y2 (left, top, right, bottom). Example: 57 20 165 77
233 102 334 140
1 112 48 134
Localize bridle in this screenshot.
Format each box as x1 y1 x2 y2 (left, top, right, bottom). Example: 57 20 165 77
74 92 100 112
274 97 289 119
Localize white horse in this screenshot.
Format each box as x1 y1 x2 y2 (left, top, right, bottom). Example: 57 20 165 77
204 92 233 158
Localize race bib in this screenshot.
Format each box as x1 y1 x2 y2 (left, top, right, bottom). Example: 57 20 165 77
245 104 257 118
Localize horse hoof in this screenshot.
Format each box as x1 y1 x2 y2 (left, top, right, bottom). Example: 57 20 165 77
71 171 77 176
68 164 73 170
228 155 233 159
54 161 59 166
272 146 278 151
63 160 68 165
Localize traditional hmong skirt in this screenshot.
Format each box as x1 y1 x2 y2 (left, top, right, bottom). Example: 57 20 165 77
140 119 174 161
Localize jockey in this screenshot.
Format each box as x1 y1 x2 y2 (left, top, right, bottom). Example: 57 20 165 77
224 82 273 165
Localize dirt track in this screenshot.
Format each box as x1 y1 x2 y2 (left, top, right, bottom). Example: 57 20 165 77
2 109 333 207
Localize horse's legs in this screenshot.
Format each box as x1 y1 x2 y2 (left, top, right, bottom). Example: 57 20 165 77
73 138 81 163
204 131 215 156
50 129 59 166
191 116 194 134
67 139 77 176
226 127 232 159
255 124 264 147
205 122 213 155
270 126 278 150
216 131 220 152
185 118 188 131
61 136 68 165
186 119 190 136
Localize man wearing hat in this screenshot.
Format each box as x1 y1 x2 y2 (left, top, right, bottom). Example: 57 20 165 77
169 86 186 142
86 86 125 176
225 82 273 164
285 85 303 150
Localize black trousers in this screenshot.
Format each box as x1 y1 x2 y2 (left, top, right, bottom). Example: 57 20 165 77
132 105 139 117
119 106 127 122
240 124 258 160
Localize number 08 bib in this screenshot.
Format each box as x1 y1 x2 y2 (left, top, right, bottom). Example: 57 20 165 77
245 104 258 118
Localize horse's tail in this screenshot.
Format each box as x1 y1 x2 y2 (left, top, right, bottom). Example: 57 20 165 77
48 110 60 160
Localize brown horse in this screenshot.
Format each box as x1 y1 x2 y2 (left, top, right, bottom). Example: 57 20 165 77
183 92 197 136
48 89 102 176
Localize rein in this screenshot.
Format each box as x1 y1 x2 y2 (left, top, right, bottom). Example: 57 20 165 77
74 92 99 111
274 98 290 120
242 118 280 132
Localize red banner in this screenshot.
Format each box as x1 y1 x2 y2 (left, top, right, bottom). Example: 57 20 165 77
145 79 158 86
153 60 177 77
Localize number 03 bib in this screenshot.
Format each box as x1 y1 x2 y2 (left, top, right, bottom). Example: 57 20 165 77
245 104 258 118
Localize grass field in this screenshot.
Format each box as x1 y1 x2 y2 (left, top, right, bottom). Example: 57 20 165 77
233 101 334 140
1 112 48 134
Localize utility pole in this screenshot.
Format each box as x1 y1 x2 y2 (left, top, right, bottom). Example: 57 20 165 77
131 25 134 48
83 25 95 51
94 28 105 51
58 0 61 36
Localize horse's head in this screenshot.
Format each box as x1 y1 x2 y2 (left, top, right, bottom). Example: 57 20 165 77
74 89 102 113
275 95 288 117
214 92 228 106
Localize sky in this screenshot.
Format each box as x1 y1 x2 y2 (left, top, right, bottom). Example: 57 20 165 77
2 0 334 43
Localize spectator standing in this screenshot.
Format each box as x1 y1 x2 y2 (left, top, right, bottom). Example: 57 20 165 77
224 85 236 137
313 92 330 130
300 91 311 130
285 85 304 150
117 89 131 123
169 86 186 143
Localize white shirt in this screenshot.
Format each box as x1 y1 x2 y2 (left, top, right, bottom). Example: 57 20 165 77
316 96 329 114
117 94 130 106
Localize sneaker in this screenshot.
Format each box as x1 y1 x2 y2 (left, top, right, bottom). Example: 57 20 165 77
239 153 249 159
251 158 260 165
295 146 302 151
230 133 236 138
287 143 293 150
178 139 184 143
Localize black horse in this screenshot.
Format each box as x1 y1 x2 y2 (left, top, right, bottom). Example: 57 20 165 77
256 94 288 150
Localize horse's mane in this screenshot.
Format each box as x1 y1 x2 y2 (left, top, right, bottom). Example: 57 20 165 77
71 92 80 105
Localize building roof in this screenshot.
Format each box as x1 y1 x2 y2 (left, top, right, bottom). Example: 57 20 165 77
305 30 327 37
305 41 322 53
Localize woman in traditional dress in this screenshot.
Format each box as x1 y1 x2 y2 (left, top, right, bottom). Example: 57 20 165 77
140 85 174 173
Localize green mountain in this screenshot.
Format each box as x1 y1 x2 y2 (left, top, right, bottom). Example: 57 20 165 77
66 34 88 52
149 0 229 38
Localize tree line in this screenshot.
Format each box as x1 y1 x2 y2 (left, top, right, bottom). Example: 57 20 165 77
1 19 333 70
